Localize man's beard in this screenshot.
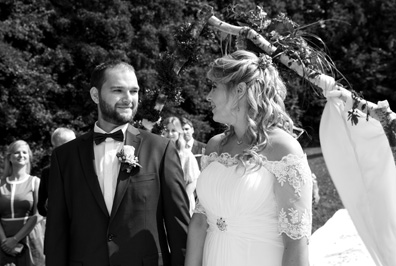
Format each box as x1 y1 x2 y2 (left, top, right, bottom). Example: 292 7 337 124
99 98 137 126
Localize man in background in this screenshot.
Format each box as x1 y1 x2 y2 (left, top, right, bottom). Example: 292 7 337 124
37 127 76 216
181 117 206 169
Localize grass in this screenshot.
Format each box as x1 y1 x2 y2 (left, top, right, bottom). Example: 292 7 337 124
305 147 344 233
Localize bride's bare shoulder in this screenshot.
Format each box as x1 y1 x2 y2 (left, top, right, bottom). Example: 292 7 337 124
204 133 225 155
264 128 304 161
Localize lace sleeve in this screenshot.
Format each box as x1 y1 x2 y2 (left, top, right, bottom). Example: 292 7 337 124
265 154 313 240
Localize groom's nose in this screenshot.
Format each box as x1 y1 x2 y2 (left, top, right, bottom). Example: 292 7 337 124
121 93 133 104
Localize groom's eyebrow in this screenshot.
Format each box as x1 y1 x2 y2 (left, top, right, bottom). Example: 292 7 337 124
111 85 140 90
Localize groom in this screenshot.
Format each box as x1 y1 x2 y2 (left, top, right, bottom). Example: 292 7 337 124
44 61 190 266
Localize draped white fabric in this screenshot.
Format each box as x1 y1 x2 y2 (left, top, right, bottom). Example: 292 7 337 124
310 209 375 266
319 97 396 266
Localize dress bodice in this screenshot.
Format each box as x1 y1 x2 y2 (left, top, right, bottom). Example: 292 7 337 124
0 175 45 265
0 175 37 219
196 152 312 240
195 152 313 266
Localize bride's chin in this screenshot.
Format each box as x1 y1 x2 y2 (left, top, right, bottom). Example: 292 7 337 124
213 117 225 124
212 114 229 124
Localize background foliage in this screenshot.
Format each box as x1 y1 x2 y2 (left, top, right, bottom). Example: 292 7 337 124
1 0 395 178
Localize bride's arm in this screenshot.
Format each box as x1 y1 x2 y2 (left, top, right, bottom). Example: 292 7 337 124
185 213 208 266
265 130 312 266
282 236 309 266
185 135 220 266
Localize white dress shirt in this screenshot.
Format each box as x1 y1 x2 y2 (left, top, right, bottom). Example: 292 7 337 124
93 123 128 214
185 138 194 150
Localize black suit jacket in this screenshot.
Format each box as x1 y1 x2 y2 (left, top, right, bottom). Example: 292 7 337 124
45 125 190 266
191 139 206 155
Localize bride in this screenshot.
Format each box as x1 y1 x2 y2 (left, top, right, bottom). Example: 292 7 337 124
185 50 313 266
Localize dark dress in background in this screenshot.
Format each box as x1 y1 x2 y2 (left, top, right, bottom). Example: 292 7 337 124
0 175 45 266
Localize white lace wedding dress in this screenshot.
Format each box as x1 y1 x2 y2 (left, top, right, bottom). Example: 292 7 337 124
194 152 313 266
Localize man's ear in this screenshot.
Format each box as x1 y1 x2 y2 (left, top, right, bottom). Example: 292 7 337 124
90 87 99 104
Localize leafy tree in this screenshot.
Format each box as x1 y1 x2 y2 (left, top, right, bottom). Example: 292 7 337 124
0 0 395 176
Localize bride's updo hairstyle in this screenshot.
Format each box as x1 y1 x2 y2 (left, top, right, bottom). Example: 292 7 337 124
207 50 294 166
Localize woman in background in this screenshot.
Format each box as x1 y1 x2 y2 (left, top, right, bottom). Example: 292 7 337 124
0 140 45 266
163 117 200 216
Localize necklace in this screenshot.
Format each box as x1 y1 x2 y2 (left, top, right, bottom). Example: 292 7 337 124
235 133 244 145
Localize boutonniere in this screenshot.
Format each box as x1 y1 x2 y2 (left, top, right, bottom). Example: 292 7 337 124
116 145 142 173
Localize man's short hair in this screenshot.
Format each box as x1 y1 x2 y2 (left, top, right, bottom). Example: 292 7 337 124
181 117 193 128
51 127 76 148
90 61 135 92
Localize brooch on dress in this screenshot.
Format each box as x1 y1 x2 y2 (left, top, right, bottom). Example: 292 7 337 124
216 217 227 232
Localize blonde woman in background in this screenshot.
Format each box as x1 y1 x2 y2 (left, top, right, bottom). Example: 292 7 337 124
0 140 45 265
163 117 200 216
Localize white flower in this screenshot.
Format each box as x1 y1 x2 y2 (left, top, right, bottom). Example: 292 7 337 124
116 145 141 173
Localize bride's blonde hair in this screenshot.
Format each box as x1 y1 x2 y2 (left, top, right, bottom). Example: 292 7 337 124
207 50 295 166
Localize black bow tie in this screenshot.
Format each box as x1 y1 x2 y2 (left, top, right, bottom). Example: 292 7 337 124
93 130 124 145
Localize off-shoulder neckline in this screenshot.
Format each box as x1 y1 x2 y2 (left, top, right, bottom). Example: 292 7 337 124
203 151 306 164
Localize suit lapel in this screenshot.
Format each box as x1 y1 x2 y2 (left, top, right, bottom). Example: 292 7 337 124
111 125 142 218
192 140 199 154
78 131 109 217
